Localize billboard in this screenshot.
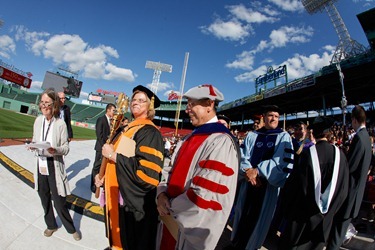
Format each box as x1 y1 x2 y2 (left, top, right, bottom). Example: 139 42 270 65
87 93 116 104
42 71 83 98
0 66 32 88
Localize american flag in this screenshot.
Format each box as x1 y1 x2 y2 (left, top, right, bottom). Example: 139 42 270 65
26 72 33 78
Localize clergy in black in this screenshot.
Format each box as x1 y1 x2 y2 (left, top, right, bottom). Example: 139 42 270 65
280 117 349 250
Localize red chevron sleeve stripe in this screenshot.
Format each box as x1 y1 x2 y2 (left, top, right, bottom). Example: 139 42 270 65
186 189 222 210
199 160 234 176
192 176 229 194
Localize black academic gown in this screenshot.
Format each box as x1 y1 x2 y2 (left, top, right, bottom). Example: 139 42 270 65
279 141 349 250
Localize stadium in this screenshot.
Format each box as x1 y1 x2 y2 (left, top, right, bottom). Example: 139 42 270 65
1 6 375 136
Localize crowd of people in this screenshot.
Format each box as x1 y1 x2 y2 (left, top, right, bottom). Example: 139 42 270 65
26 85 375 250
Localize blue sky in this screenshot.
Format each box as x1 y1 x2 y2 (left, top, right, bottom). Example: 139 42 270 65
0 0 373 105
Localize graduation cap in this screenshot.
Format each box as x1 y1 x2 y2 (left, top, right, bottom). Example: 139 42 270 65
217 114 231 124
309 116 334 134
262 105 282 114
133 85 160 109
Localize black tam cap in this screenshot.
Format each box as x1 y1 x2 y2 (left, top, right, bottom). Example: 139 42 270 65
309 117 334 133
217 114 231 124
133 85 160 109
262 105 282 114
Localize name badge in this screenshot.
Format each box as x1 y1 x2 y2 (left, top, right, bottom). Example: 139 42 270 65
38 156 49 176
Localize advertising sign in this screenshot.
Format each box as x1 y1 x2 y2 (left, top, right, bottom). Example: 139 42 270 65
0 66 32 88
42 71 82 97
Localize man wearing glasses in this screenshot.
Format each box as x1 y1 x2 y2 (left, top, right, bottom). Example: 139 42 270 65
58 92 73 142
156 84 240 250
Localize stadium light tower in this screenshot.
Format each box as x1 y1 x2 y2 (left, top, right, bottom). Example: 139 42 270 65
301 0 367 64
145 61 172 94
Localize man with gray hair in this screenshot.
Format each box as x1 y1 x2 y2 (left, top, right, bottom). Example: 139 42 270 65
156 84 240 250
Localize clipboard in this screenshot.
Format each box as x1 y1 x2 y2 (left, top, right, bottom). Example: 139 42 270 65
160 215 179 240
115 135 136 157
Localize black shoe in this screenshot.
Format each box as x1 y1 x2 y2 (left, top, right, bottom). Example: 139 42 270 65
367 208 375 222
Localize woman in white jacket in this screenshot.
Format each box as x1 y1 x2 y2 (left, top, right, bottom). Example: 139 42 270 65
32 88 80 241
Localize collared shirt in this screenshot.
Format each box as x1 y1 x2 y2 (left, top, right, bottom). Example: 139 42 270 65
60 108 65 120
105 114 111 126
356 125 366 133
207 116 219 124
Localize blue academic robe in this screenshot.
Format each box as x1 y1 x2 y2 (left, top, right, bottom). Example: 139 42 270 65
231 127 294 250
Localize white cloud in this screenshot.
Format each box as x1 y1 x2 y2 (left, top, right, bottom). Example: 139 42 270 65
227 25 314 70
268 0 305 12
234 65 268 82
352 0 375 7
268 25 314 49
234 46 334 82
226 51 255 70
0 35 16 58
200 19 252 43
201 2 283 44
102 63 135 82
28 80 43 93
11 25 136 83
156 82 174 92
83 61 106 79
227 4 279 24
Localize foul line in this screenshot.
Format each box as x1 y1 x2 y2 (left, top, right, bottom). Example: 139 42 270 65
0 151 104 222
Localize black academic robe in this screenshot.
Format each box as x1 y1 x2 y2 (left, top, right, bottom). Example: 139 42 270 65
114 123 164 250
280 141 349 250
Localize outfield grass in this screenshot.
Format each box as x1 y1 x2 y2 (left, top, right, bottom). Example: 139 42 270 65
0 108 96 140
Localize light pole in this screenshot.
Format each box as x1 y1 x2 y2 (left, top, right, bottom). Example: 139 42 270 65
336 63 347 125
145 61 172 95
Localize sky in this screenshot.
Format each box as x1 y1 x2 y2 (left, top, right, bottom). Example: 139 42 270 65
0 0 374 105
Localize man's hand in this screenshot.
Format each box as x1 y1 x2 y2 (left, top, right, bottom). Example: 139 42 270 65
157 192 171 216
245 168 261 187
94 174 104 188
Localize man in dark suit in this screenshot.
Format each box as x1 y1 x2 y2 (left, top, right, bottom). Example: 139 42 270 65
58 92 73 141
327 105 372 250
90 103 115 193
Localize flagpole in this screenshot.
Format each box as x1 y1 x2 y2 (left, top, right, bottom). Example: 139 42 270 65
175 52 189 136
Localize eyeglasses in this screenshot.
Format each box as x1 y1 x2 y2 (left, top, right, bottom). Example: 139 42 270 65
131 98 148 104
39 101 53 107
60 97 66 100
186 99 206 109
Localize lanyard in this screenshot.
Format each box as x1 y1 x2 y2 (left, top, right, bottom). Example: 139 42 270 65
43 118 53 141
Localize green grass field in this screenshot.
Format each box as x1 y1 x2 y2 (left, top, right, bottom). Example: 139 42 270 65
0 108 96 140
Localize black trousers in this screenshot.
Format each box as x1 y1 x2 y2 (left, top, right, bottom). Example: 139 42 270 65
91 150 102 193
37 157 76 233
